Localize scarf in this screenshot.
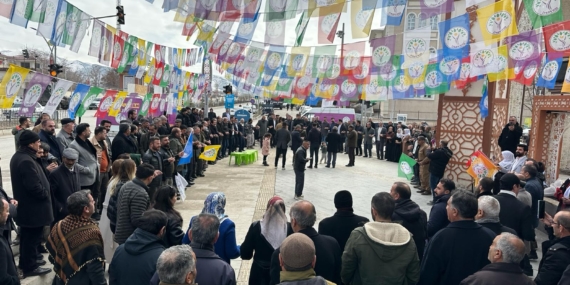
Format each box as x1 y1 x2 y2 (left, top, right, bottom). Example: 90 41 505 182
201 192 228 222
498 151 515 172
75 136 97 157
46 215 105 283
261 197 288 249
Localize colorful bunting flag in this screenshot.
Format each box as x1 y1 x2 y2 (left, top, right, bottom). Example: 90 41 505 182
287 47 311 77
522 0 562 29
295 10 310 46
50 0 67 46
108 91 128 117
10 0 32 28
235 15 259 44
18 73 51 117
265 20 286 46
76 87 104 118
265 0 297 21
420 0 454 16
562 65 570 93
476 0 519 44
536 55 562 89
480 76 489 119
466 151 498 186
0 0 14 18
68 84 90 119
44 79 73 116
318 3 343 43
513 57 541 86
96 90 117 118
439 14 470 56
398 153 417 180
469 41 499 78
487 45 514 82
351 0 375 39
370 35 396 73
543 20 570 59
402 26 432 69
424 63 449 95
0 65 30 108
384 0 407 26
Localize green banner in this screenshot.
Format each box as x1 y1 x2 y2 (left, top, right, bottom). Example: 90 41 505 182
117 42 133 73
76 87 103 118
424 63 449 96
295 10 309 47
522 0 563 29
398 153 417 181
139 93 153 117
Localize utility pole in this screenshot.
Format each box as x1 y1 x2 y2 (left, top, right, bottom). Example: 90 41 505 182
336 23 345 108
203 54 212 113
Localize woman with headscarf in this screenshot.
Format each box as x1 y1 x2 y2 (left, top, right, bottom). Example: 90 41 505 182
392 126 403 162
240 196 289 285
182 192 240 264
492 151 515 194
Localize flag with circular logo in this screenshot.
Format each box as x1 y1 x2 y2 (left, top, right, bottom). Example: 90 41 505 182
522 0 562 29
438 14 470 57
476 0 519 44
398 153 417 180
96 90 118 118
543 20 570 59
536 55 562 89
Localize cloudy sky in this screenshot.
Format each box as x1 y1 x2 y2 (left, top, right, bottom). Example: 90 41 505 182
0 0 385 75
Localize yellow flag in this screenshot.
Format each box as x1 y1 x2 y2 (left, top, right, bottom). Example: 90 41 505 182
199 145 221 161
197 21 216 42
108 91 128 117
404 63 427 87
488 45 514 82
137 39 147 68
287 47 311 77
562 65 570 93
350 0 375 39
292 98 305 105
477 0 519 44
314 83 334 99
106 24 116 35
144 58 156 84
0 65 31 108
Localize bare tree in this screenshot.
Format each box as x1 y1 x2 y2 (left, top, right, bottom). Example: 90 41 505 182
87 64 107 87
101 69 120 90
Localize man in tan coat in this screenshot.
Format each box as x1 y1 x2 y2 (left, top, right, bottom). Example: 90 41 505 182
417 136 431 196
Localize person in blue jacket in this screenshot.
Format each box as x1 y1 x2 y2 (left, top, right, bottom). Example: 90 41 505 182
182 192 240 264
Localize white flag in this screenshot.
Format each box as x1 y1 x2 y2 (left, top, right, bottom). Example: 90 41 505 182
469 41 499 77
402 26 432 69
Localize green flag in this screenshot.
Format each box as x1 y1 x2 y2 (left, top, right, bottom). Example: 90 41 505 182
398 153 417 181
424 63 449 96
76 87 103 118
522 0 563 29
139 93 153 117
160 65 171 87
117 42 133 73
295 10 309 47
63 4 79 45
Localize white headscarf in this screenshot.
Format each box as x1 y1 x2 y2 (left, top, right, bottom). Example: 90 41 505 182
260 197 288 249
499 151 515 172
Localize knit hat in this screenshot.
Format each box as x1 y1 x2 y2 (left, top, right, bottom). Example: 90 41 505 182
334 190 353 209
280 233 315 271
19 130 40 146
60 118 74 125
62 148 79 160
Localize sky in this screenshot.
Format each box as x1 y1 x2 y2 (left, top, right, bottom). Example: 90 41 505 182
0 0 385 76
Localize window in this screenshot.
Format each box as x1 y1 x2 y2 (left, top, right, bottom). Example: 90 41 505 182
20 62 30 68
430 15 439 30
406 13 416 31
418 13 427 28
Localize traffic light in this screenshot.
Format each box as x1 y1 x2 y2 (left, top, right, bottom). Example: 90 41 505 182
223 85 232 94
22 49 29 59
48 64 63 77
116 6 125 25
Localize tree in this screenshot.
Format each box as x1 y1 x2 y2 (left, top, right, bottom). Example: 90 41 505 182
101 69 121 90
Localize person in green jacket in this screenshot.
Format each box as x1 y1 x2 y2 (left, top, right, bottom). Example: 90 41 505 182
341 192 420 285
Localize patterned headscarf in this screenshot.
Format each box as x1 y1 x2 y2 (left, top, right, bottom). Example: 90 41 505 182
201 192 228 222
261 196 288 249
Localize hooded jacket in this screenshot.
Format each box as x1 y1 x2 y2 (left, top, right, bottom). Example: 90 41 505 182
109 228 165 285
341 222 420 285
392 199 428 260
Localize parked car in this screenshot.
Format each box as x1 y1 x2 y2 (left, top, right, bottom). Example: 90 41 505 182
272 101 283 110
89 98 101 110
3 102 45 120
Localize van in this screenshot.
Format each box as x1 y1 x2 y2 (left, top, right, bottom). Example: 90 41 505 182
303 107 356 123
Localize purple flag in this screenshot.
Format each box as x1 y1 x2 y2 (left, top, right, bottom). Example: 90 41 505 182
19 73 52 117
505 30 542 70
194 0 223 20
420 0 454 16
370 35 396 72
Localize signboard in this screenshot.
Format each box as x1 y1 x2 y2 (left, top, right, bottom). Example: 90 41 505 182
225 94 235 109
235 109 251 122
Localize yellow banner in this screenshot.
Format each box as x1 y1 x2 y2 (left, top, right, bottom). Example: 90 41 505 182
108 91 128 117
144 58 156 84
137 39 146 68
477 0 519 44
177 91 184 110
292 98 305 105
466 151 498 186
314 83 334 99
350 0 375 39
0 65 31 108
197 21 216 42
404 63 427 87
287 47 311 77
199 145 221 161
106 24 116 35
562 66 570 93
488 45 514 82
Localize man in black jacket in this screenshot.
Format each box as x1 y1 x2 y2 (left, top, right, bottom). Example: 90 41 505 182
111 123 138 161
270 200 342 285
307 123 321 169
475 195 517 235
293 140 310 200
390 182 428 260
38 119 62 162
427 178 455 239
49 148 86 224
11 130 53 277
110 209 167 285
274 122 291 170
143 137 165 201
0 199 19 284
267 114 277 147
318 190 369 251
427 140 453 200
290 125 303 164
498 116 523 154
354 120 364 156
535 211 570 285
420 191 496 285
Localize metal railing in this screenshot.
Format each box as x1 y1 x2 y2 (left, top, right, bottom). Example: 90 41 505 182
0 109 67 130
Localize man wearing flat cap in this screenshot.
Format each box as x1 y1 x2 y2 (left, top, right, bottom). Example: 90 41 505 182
56 118 75 151
49 148 89 224
278 233 335 285
10 130 53 277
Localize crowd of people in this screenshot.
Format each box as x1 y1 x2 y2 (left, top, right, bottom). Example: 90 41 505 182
1 108 569 285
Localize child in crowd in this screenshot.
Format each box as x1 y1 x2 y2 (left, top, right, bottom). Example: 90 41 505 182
262 133 271 166
320 142 327 164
